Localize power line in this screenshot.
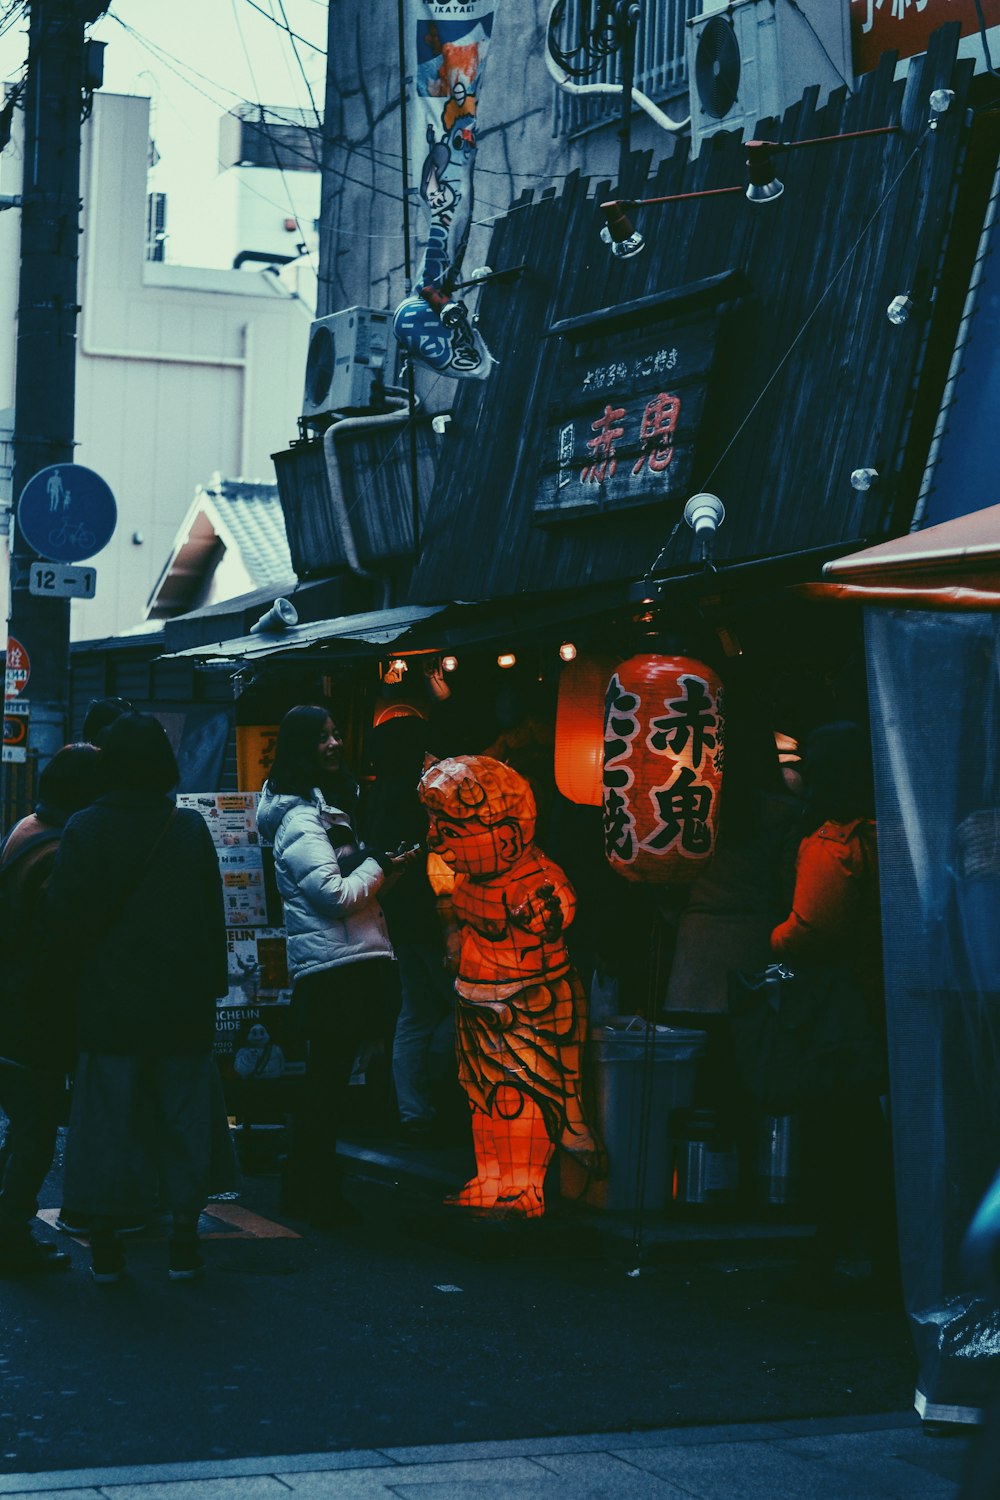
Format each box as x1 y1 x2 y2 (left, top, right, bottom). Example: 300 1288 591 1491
274 0 322 128
229 0 317 267
240 0 325 57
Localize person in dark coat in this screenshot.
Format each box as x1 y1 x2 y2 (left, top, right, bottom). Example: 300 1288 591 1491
46 713 237 1283
0 744 102 1275
364 716 457 1143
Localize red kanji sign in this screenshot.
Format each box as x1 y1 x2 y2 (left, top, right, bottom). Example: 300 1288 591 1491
3 636 30 698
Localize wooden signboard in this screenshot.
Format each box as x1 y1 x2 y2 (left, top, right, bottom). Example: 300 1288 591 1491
536 301 720 522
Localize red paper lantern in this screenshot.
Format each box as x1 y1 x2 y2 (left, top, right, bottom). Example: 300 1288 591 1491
603 654 724 884
554 654 619 806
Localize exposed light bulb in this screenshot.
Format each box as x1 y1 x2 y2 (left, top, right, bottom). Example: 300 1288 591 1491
431 414 451 435
441 655 458 673
558 642 577 662
850 468 879 491
886 293 913 326
497 652 517 669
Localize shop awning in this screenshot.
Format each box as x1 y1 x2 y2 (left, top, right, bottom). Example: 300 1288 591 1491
791 505 1000 608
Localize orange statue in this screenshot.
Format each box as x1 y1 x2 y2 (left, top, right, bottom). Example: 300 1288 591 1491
418 754 601 1219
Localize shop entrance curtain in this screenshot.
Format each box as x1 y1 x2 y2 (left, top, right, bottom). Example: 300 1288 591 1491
866 607 1000 1422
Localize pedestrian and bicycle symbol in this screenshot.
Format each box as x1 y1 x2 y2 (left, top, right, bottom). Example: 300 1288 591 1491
17 463 117 563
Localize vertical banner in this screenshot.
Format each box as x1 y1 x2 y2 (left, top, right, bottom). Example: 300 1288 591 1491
392 0 498 380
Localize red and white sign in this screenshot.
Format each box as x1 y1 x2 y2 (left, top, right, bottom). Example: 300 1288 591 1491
3 636 30 698
852 0 1000 77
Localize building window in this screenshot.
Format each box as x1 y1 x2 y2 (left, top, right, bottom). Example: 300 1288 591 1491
551 0 697 137
146 191 167 263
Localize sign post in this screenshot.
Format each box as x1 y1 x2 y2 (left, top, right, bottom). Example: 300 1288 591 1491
1 0 106 835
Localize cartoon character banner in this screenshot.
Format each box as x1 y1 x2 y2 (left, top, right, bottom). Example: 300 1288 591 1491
392 0 497 381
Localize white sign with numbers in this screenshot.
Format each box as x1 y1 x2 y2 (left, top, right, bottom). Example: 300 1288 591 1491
28 561 97 599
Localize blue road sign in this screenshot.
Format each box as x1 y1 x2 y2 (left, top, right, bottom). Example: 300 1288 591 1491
17 463 117 563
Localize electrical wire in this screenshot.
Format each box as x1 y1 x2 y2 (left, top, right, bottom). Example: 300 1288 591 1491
229 0 317 267
240 0 325 57
274 0 322 128
644 130 930 580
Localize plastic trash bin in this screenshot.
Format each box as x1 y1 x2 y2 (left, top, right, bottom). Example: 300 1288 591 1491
561 1015 706 1212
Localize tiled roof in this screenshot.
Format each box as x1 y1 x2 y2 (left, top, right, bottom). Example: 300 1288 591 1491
199 474 294 588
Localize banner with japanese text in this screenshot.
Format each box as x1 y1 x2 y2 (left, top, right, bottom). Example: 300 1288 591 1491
392 0 498 380
851 0 1000 76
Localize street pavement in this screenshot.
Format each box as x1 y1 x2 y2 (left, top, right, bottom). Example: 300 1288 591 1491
0 1126 984 1494
0 1413 975 1498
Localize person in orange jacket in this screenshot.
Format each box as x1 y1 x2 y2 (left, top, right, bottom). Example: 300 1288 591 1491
771 721 896 1300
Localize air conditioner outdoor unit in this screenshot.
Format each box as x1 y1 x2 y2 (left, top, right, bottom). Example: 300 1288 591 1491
686 0 854 157
301 306 391 422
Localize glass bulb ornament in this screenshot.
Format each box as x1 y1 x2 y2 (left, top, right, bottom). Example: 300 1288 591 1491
886 294 913 326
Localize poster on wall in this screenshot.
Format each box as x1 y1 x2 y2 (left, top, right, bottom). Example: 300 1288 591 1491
851 0 1000 76
391 0 498 380
214 1005 306 1086
177 792 261 847
225 927 292 1006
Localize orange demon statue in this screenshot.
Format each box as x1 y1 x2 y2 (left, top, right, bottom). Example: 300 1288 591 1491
418 754 602 1219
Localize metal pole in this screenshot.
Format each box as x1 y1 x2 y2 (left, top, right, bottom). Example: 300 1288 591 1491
3 0 92 832
617 2 639 184
396 0 421 565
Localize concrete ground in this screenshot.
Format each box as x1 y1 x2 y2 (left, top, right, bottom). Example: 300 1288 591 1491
0 1412 975 1499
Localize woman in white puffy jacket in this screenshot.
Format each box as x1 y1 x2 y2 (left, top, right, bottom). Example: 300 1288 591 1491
257 705 416 1226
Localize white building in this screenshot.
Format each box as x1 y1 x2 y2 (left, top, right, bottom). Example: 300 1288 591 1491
0 91 315 643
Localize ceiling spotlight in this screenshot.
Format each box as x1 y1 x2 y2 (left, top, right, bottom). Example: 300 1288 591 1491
497 652 517 669
559 642 577 662
850 468 879 491
600 203 645 258
683 493 726 561
441 654 458 673
745 142 784 205
886 293 914 326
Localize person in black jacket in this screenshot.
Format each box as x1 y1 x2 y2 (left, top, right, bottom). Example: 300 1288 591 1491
0 744 102 1276
46 713 237 1284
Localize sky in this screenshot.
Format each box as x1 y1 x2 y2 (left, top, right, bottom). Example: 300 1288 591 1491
0 0 328 268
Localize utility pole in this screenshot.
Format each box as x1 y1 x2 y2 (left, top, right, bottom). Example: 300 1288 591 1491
1 0 104 831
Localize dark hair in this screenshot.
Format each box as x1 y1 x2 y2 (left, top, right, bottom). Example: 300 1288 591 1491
800 721 875 832
36 743 102 819
266 704 335 799
81 696 133 746
99 712 180 794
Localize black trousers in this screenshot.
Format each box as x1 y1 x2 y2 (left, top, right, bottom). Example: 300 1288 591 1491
0 1061 64 1235
284 960 398 1215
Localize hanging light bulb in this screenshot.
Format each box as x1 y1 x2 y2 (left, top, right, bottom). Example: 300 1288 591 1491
886 293 913 326
441 655 458 673
850 468 879 491
559 642 577 662
497 652 517 669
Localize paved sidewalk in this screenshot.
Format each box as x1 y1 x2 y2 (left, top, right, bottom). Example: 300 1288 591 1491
0 1413 972 1499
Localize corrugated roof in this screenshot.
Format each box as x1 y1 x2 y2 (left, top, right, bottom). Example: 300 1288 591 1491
162 604 448 661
